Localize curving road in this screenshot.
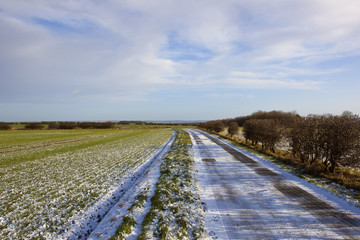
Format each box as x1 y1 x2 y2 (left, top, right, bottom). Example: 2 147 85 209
187 129 360 240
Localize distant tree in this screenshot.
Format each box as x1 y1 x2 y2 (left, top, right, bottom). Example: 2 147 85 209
99 121 116 129
228 122 239 136
58 122 77 129
243 119 259 145
231 110 298 127
260 119 283 152
77 121 116 129
290 116 320 164
47 122 58 129
199 120 225 133
0 122 12 130
25 123 44 130
213 121 225 133
243 119 283 152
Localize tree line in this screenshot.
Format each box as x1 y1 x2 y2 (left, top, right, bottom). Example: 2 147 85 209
199 111 360 173
290 113 360 173
0 122 12 130
0 121 117 130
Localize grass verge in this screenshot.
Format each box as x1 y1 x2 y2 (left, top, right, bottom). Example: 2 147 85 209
137 129 205 239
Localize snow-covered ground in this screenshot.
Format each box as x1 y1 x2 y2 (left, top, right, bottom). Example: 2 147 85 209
187 129 360 239
0 129 174 239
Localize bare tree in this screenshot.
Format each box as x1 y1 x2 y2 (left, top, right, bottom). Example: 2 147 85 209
290 116 322 164
228 122 239 136
243 119 258 145
243 119 283 152
199 120 225 133
290 114 360 172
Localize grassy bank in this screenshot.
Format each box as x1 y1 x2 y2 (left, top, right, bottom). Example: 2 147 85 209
138 129 205 239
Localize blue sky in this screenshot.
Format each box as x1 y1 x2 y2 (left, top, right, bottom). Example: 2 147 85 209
1 0 360 121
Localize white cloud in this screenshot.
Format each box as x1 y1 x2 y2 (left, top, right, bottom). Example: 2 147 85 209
0 0 359 105
226 78 321 90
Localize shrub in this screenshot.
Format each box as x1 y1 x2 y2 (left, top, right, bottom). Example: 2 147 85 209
58 122 77 129
77 122 116 129
47 122 58 129
0 122 12 130
228 122 239 136
199 120 225 133
25 123 44 130
290 113 360 173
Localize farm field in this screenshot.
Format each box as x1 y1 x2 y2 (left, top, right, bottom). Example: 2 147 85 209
0 128 174 239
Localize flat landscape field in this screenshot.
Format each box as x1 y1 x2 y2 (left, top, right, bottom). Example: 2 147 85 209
0 128 173 239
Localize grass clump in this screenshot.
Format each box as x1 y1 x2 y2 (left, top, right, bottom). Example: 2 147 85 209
109 216 137 240
110 187 150 239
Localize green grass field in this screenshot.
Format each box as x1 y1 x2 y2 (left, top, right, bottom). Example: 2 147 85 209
0 129 155 167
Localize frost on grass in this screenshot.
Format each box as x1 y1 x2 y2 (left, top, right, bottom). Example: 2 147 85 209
109 187 150 240
0 129 173 239
138 130 205 239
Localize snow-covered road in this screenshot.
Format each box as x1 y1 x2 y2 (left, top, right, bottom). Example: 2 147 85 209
187 129 360 240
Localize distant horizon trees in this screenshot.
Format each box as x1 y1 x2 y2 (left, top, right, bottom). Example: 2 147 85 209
198 120 225 133
0 122 12 130
0 121 118 130
25 123 44 130
223 110 298 127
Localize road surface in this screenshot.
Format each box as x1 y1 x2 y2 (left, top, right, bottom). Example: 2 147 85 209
187 129 360 240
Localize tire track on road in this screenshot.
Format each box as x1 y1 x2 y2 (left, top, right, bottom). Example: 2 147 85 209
190 129 360 239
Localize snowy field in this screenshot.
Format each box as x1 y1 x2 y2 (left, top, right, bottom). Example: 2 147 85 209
0 129 173 239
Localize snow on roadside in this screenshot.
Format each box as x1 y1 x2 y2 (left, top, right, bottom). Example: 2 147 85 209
61 131 176 240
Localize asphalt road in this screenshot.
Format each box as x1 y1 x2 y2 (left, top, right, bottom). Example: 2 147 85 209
187 129 360 240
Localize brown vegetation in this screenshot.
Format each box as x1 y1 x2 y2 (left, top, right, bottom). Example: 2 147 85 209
25 123 44 130
290 113 360 173
198 120 225 133
228 122 239 137
243 119 284 153
57 121 116 129
0 122 12 130
199 110 360 190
